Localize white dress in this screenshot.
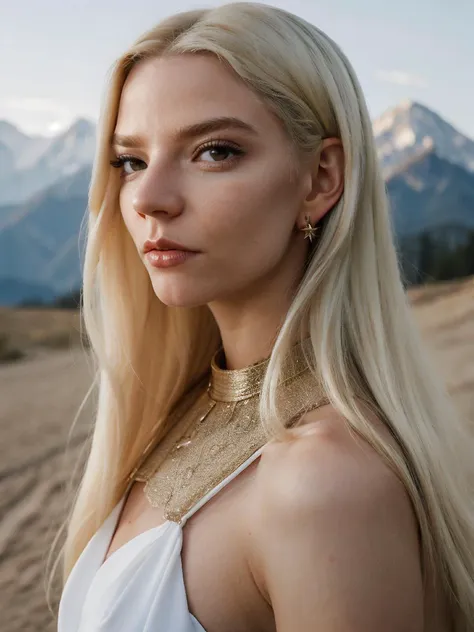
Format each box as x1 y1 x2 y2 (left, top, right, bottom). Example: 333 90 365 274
57 446 265 632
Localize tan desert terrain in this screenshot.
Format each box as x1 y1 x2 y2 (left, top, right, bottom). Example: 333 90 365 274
0 277 473 631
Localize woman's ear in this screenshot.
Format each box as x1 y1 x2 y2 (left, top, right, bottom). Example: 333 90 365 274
298 137 344 227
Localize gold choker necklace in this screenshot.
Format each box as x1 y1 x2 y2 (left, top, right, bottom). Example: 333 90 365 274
132 338 329 523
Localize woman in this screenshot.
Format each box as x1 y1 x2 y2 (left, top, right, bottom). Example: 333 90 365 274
52 3 474 631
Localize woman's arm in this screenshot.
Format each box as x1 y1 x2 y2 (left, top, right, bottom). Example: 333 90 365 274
253 411 424 631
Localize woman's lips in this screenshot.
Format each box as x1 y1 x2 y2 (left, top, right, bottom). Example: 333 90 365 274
145 249 198 268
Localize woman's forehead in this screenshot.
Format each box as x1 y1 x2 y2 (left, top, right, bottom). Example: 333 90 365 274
116 55 284 144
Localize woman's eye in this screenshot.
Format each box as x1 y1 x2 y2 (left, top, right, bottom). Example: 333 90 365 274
109 142 243 176
196 142 244 164
109 155 146 175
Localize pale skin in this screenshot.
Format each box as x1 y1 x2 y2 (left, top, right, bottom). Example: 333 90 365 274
104 53 444 631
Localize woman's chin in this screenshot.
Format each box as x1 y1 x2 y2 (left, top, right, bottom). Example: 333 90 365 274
150 282 210 308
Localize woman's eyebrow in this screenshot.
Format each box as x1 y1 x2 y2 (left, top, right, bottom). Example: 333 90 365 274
111 116 258 149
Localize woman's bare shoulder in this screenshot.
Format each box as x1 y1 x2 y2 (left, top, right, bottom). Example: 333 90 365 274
257 402 408 524
248 403 424 631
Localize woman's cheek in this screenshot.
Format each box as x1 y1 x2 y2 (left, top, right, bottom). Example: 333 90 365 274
119 190 138 230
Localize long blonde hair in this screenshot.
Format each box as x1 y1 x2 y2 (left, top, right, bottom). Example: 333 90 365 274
50 3 474 627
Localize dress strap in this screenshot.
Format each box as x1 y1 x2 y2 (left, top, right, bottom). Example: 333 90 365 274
179 445 265 526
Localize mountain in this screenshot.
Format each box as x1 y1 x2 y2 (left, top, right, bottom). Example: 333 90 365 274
0 166 91 301
387 147 474 239
0 120 37 157
0 120 52 172
374 100 474 179
0 118 95 205
33 118 96 178
0 278 56 307
0 140 16 181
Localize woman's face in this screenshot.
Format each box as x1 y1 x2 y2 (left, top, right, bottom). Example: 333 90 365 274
112 53 312 308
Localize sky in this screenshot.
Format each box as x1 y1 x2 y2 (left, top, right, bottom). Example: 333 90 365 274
0 0 473 138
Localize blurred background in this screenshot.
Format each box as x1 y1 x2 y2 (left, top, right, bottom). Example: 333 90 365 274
0 1 473 630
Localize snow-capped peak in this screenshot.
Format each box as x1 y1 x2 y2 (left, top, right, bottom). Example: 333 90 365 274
373 101 474 177
34 117 96 178
0 117 97 204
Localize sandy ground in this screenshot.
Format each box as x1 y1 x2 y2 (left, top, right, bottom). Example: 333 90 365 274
1 277 473 631
0 348 94 631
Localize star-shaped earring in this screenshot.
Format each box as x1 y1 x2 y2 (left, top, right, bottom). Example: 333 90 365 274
301 215 319 243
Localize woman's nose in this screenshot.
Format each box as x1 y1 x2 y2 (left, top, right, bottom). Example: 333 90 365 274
132 165 184 219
